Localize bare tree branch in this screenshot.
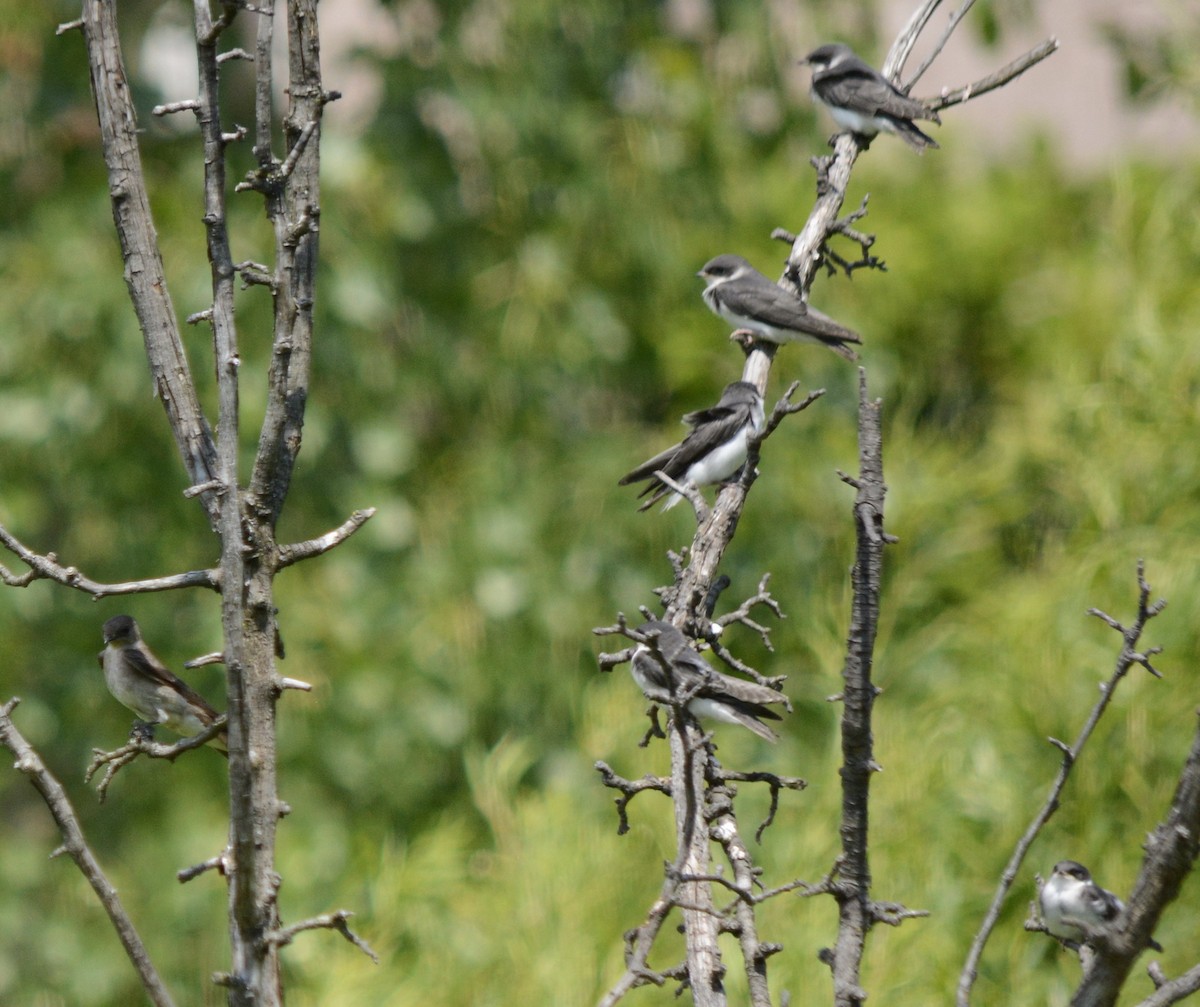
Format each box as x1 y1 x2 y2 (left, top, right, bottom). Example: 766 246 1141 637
706 769 785 1007
246 0 327 524
711 573 785 653
927 39 1061 115
595 761 672 836
77 0 221 529
0 521 218 596
816 370 902 1007
714 767 808 842
0 699 178 1007
597 876 685 1006
885 0 947 77
898 0 977 85
1134 963 1200 1007
276 508 378 569
957 561 1167 1006
84 716 229 802
266 910 379 964
178 851 231 884
39 2 365 1004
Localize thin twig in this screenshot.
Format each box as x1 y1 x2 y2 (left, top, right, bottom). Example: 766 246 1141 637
153 99 201 116
85 717 228 802
928 39 1060 114
651 470 710 524
0 699 178 1007
0 522 218 596
276 508 377 569
902 0 977 89
178 851 230 884
1134 964 1200 1007
265 910 379 964
595 762 672 836
716 768 808 841
885 0 946 78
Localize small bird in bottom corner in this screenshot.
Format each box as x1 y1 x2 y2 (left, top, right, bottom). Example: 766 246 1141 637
800 43 941 153
99 614 227 756
697 254 862 360
1039 860 1162 951
630 620 790 743
619 381 764 512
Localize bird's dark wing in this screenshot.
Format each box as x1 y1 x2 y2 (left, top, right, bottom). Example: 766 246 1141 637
708 669 790 710
800 304 864 348
675 399 753 452
630 650 672 702
1082 884 1122 923
658 625 790 709
620 396 754 493
719 278 862 344
638 621 713 689
124 646 221 721
889 118 940 151
818 60 939 122
680 399 740 427
618 442 685 487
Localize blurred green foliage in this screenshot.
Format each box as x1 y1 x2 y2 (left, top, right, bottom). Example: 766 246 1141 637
1 2 1198 1005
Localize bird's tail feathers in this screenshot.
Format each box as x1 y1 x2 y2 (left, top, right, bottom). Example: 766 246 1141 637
892 117 939 151
800 307 863 359
825 338 860 361
722 702 781 743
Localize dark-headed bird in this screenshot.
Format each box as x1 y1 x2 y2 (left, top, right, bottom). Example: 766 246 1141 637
1039 860 1162 951
801 42 940 152
99 615 227 755
698 254 861 360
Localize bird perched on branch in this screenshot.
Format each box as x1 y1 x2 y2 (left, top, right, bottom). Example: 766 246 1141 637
99 614 227 755
801 42 940 152
1039 860 1162 951
697 254 861 360
619 381 764 512
630 620 790 742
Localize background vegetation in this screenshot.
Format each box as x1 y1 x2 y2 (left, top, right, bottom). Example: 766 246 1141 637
0 2 1197 1004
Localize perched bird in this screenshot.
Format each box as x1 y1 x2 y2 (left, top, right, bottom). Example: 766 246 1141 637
99 615 227 755
698 254 861 360
801 42 940 152
630 620 790 742
619 381 765 512
1039 860 1161 951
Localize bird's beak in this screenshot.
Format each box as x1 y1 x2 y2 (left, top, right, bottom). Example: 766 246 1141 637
696 270 706 278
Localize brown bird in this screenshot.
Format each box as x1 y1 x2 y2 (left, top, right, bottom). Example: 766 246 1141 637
99 615 227 755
